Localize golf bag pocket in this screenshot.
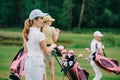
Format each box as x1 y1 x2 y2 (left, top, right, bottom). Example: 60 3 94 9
10 60 20 72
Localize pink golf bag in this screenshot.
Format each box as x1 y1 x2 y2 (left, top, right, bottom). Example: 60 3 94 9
93 52 120 75
9 48 26 80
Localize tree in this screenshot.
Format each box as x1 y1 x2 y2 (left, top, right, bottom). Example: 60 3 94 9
45 0 48 11
78 0 85 32
59 0 73 30
0 0 120 29
0 0 17 28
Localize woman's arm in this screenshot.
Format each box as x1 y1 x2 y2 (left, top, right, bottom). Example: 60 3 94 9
23 43 28 53
98 42 104 55
40 40 56 54
98 48 104 55
53 28 60 42
22 37 28 53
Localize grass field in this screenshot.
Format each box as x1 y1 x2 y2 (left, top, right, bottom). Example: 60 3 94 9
0 30 120 80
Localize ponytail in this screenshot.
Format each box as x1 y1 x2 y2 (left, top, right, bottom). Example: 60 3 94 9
22 19 32 41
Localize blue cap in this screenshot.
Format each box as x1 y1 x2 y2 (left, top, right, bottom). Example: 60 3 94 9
29 9 48 20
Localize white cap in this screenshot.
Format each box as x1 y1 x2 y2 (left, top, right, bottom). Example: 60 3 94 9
29 9 48 20
94 31 103 37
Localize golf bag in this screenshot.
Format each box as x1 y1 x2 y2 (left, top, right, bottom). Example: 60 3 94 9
9 47 26 80
52 47 89 80
93 52 120 75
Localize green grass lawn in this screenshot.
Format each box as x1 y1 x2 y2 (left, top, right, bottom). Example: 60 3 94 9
0 45 120 80
0 30 120 80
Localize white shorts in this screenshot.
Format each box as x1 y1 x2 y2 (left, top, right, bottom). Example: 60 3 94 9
44 53 54 63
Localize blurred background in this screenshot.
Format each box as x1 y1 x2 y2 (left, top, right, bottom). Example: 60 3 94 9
0 0 120 80
0 0 120 31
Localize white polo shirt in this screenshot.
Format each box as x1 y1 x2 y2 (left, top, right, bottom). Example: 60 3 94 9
26 27 45 57
90 39 104 54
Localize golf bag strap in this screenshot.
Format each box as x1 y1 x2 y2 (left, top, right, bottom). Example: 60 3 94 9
96 43 106 57
12 47 24 62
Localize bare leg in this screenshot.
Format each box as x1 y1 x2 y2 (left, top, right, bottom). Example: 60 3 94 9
49 60 54 80
43 64 47 80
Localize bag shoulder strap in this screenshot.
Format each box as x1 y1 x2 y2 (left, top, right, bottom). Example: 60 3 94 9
96 43 106 57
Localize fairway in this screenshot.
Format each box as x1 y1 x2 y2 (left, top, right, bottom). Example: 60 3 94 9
0 31 120 80
0 46 120 80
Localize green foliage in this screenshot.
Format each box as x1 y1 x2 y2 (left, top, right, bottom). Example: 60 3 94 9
58 0 73 30
103 34 115 47
0 0 120 30
0 0 17 27
72 27 79 33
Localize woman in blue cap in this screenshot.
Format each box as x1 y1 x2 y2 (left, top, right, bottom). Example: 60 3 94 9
22 9 56 80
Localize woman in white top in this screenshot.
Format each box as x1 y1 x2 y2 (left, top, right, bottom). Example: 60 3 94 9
22 9 56 80
90 31 104 80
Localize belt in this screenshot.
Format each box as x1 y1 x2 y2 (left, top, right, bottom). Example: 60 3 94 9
47 44 51 47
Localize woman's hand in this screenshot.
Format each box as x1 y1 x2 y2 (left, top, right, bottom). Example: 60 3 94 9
56 28 60 33
51 44 57 49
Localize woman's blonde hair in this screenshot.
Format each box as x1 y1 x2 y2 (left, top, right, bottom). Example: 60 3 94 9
22 19 32 41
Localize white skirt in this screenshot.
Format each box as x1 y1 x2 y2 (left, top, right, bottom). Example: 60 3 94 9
24 55 45 80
